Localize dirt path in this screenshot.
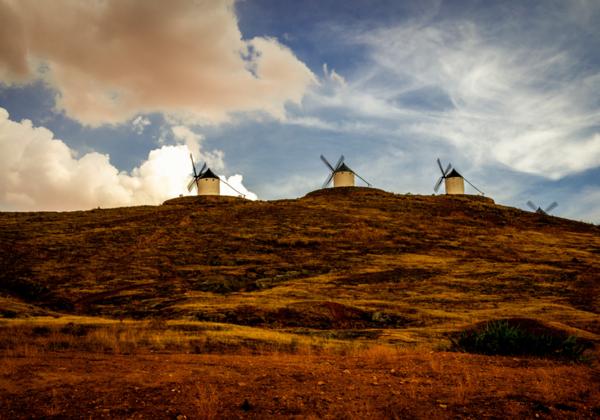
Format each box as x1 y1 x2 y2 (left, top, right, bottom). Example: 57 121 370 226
1 351 598 419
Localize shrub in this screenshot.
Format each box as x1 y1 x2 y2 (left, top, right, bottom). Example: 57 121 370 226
451 319 589 361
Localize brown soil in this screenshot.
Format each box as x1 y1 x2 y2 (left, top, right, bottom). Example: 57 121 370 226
1 350 599 419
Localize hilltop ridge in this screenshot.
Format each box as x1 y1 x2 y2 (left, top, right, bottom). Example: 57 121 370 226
0 187 598 344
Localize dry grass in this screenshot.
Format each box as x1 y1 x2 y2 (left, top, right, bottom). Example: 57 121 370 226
193 384 221 420
0 188 599 417
0 317 375 357
0 341 598 418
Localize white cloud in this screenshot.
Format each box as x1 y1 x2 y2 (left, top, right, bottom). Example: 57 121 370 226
0 107 257 210
0 0 316 126
131 116 150 134
220 175 258 201
170 125 224 171
322 63 346 86
303 16 600 180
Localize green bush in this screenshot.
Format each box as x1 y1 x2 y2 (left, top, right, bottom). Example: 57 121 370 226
452 319 588 361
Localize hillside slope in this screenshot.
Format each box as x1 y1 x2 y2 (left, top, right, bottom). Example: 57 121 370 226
1 187 599 343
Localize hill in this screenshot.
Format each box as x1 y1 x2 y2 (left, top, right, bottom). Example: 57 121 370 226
1 187 600 418
0 187 598 343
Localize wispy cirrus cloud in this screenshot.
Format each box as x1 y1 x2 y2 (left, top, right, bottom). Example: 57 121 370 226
299 3 600 180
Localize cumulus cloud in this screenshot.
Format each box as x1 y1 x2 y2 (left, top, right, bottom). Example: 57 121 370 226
0 108 256 211
0 0 316 126
220 175 258 200
170 125 224 171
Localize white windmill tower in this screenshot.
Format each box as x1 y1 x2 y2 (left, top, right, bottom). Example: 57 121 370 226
187 154 247 197
526 201 558 215
434 158 484 195
320 155 371 188
187 154 220 195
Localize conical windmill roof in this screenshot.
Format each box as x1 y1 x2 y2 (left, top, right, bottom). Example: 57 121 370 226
199 168 220 179
336 163 353 173
446 168 462 178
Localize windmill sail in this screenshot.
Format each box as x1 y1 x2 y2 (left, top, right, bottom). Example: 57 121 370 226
434 176 444 193
434 158 452 192
187 177 197 192
320 154 370 188
322 172 335 188
544 202 558 213
320 155 335 172
187 154 211 192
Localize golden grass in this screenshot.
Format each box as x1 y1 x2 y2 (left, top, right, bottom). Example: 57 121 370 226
193 384 221 420
0 317 372 356
0 188 598 366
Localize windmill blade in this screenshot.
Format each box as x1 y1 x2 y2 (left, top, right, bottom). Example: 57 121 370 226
320 155 335 172
436 158 445 175
187 177 197 192
544 202 558 213
322 173 334 188
526 201 538 211
189 154 198 178
198 162 207 176
444 163 452 176
334 155 345 170
434 176 444 192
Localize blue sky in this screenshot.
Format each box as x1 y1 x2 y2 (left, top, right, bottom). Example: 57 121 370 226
0 0 599 222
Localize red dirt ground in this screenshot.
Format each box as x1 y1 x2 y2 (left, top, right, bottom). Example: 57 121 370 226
1 350 598 419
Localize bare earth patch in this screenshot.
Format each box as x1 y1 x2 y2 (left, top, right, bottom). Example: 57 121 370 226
1 350 599 419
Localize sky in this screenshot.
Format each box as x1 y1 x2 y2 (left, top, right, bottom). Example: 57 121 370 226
0 0 599 222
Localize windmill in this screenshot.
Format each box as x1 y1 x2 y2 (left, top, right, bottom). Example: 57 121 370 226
187 154 220 196
187 154 247 198
526 201 558 215
320 155 371 188
434 158 484 195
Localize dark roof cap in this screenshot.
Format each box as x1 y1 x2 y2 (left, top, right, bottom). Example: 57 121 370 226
336 163 353 173
446 168 462 178
199 168 220 179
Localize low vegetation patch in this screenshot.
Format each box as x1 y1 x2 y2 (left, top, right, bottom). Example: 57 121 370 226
195 301 410 329
0 318 379 356
451 318 591 361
